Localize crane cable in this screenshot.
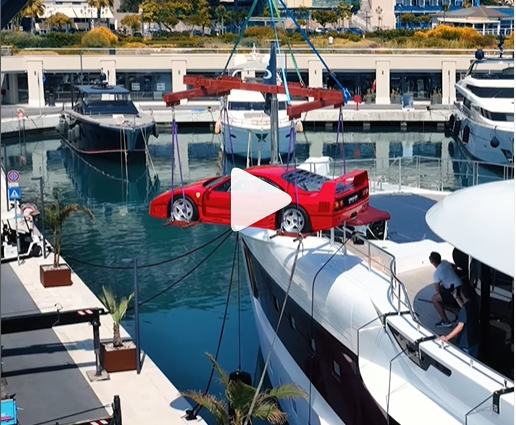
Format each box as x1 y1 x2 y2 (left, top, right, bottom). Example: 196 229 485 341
189 233 239 418
243 238 303 425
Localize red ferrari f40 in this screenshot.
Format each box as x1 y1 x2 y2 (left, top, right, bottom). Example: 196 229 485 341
149 166 369 234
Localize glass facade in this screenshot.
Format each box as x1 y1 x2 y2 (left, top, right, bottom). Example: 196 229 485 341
42 72 102 104
18 74 29 104
326 72 376 97
390 72 442 100
116 72 172 101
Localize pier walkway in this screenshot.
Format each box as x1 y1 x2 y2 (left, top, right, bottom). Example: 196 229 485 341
0 171 206 424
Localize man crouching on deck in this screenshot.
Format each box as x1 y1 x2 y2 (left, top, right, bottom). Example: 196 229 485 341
429 251 463 328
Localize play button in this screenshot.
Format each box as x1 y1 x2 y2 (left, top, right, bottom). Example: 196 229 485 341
231 168 292 232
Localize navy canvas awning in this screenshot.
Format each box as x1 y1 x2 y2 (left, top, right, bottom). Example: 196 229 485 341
75 85 130 95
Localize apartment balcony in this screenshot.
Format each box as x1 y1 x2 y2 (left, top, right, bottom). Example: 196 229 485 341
395 5 463 14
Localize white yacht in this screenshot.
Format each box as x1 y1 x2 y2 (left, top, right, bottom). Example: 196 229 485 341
240 168 514 425
448 51 514 165
216 45 301 162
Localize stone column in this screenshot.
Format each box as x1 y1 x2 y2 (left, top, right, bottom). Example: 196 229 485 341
309 134 324 158
375 61 390 105
375 139 390 178
308 60 323 101
174 132 190 179
441 61 456 106
27 61 44 109
171 60 187 105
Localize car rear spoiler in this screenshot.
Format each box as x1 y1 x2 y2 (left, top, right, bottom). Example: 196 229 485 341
319 170 369 199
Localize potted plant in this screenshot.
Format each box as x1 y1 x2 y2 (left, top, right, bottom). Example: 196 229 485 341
364 88 375 104
390 87 401 104
40 190 94 288
431 88 442 105
182 353 308 425
99 286 137 373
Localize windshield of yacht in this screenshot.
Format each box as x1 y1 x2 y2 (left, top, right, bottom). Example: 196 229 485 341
228 101 287 111
468 60 514 80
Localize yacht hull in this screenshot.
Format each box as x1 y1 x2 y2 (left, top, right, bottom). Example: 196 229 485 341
220 123 294 160
60 115 157 162
455 116 514 165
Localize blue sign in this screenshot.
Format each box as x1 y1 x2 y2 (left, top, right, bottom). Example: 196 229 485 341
8 187 21 201
42 75 46 84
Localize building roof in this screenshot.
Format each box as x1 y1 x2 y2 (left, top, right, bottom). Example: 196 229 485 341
41 4 114 19
433 6 512 20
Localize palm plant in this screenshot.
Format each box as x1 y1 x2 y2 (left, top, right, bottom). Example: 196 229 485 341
44 189 94 268
87 0 115 26
21 0 46 33
182 353 308 425
99 286 135 347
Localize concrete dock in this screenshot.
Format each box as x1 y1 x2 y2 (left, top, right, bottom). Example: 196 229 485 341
0 170 207 424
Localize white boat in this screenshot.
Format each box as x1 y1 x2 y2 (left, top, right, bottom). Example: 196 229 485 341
448 51 514 165
240 166 514 425
218 46 301 161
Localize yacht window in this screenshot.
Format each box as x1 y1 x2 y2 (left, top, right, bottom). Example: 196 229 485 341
278 102 287 111
292 400 297 415
228 101 265 111
242 241 259 298
463 98 472 110
273 295 280 311
289 314 297 330
480 109 514 122
332 360 341 378
310 337 317 352
466 86 514 99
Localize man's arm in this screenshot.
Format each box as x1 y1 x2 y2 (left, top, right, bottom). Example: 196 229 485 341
433 282 442 293
440 322 464 342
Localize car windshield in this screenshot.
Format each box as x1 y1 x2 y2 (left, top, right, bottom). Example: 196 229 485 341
204 176 228 188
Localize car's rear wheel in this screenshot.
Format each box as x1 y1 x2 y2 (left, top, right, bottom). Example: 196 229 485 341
279 206 311 233
171 196 199 222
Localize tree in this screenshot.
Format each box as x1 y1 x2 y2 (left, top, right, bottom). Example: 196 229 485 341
262 4 271 17
312 10 337 29
184 0 212 32
99 286 134 348
87 0 115 26
139 0 159 27
119 0 141 12
44 190 95 268
46 12 72 30
182 353 308 425
227 10 247 32
418 15 431 28
121 14 141 34
400 13 416 28
337 2 352 27
215 5 229 33
160 1 193 31
441 2 450 24
20 0 45 33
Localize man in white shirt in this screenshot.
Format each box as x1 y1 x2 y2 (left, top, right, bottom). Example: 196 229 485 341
430 251 463 328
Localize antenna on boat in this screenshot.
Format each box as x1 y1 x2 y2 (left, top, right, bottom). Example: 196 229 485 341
264 41 279 165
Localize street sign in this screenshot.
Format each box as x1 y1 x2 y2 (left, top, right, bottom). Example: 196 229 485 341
7 170 20 183
8 187 21 201
8 182 19 188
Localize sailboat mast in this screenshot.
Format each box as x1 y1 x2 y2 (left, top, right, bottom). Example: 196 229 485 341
270 93 279 165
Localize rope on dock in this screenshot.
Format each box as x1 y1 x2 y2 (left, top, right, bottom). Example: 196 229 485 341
65 229 232 270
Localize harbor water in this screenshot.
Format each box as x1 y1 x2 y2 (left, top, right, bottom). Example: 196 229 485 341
3 129 512 423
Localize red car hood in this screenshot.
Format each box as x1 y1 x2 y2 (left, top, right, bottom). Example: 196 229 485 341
149 177 217 219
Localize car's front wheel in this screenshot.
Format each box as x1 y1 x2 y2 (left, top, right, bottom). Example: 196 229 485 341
279 206 311 233
171 196 199 222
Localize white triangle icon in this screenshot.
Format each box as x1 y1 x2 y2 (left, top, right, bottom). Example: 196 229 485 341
231 168 292 232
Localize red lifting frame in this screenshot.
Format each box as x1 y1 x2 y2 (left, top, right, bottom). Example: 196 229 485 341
163 76 346 120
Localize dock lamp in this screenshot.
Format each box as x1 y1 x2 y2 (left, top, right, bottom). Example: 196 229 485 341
122 257 141 374
31 176 47 259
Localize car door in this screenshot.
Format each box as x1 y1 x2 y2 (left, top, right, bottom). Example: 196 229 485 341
251 177 284 230
203 177 231 225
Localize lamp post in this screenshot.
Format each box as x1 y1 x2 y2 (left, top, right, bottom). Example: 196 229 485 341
31 176 47 259
139 8 144 35
122 257 141 374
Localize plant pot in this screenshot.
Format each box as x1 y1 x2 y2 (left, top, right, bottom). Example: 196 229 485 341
391 95 401 104
431 96 442 105
364 96 373 104
100 340 137 373
40 264 72 288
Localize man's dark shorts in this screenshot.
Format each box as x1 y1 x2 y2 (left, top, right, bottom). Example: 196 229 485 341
441 285 461 305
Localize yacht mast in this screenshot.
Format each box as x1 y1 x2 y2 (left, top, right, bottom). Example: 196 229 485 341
264 41 279 165
270 93 279 165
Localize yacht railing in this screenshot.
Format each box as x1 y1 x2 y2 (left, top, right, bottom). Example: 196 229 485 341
317 154 514 192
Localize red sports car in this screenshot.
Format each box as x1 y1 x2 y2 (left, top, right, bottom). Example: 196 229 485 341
149 166 369 234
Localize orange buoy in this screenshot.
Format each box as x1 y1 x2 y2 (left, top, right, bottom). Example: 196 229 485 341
296 121 303 133
214 121 221 134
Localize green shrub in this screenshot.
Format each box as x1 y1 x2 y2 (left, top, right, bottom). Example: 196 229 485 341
81 31 111 48
218 33 238 44
1 31 42 48
40 32 82 48
370 29 416 40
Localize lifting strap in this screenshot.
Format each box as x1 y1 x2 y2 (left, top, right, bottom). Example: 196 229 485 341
170 110 188 222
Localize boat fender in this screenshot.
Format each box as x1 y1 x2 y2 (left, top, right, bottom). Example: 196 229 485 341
296 121 304 133
214 121 221 134
56 119 63 134
490 137 500 148
448 114 455 130
462 126 470 144
63 120 69 135
153 124 160 139
73 125 80 140
453 119 461 137
448 141 455 157
67 128 74 142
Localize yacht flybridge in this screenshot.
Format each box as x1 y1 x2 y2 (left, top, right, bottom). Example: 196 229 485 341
449 50 514 165
240 176 514 425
